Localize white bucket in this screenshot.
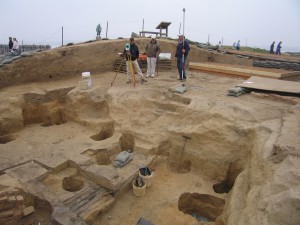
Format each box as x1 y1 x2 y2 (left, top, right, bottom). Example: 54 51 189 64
80 72 92 90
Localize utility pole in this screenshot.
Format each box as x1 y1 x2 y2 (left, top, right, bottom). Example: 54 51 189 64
106 21 108 38
142 18 145 37
61 26 64 46
208 34 210 45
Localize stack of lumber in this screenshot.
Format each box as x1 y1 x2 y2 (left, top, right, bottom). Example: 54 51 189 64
253 60 300 71
189 62 300 80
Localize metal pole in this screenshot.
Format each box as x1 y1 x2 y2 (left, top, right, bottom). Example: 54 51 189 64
179 22 181 34
183 8 185 36
181 8 186 80
106 21 108 38
62 26 64 46
176 136 191 173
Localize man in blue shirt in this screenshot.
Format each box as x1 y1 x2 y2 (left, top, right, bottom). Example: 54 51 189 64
175 35 190 81
276 41 282 55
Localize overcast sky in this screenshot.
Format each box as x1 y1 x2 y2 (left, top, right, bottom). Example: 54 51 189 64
1 0 299 51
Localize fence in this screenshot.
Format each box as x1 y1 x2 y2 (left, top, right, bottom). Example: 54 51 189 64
0 44 51 54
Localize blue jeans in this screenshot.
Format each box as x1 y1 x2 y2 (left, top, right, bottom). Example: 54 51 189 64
177 56 187 79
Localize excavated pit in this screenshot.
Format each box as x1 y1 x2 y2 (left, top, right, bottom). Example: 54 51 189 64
82 149 112 165
168 158 192 174
22 89 71 126
62 176 84 192
178 193 225 222
90 122 115 141
1 40 299 225
119 131 135 151
0 134 15 144
0 83 259 225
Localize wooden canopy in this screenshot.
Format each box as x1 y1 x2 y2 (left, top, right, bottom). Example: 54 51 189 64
155 22 171 30
140 21 171 38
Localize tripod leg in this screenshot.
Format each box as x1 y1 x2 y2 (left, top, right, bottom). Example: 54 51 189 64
111 58 125 86
128 56 136 87
156 58 158 77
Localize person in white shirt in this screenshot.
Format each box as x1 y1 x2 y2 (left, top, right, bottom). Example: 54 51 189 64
218 41 222 51
145 36 160 78
12 37 19 51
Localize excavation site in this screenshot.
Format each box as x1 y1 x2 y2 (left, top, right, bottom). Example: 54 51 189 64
0 38 300 225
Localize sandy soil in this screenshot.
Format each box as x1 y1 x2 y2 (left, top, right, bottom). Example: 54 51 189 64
0 39 300 225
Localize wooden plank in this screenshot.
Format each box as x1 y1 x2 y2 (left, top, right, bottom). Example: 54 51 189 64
189 62 299 79
237 76 300 94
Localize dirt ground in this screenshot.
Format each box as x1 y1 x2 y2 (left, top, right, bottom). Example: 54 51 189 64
0 39 300 225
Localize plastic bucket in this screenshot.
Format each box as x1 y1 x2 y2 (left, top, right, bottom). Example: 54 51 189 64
80 72 92 89
132 180 146 197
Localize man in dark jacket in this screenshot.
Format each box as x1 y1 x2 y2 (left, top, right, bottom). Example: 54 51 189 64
8 37 13 52
124 38 147 84
276 41 282 55
269 41 275 54
175 35 190 81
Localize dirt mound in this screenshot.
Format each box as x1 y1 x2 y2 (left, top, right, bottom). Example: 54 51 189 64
0 38 252 88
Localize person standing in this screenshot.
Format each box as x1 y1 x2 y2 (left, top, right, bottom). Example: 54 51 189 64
217 41 223 52
8 37 13 52
123 37 147 84
232 42 236 50
175 34 190 81
218 41 222 48
236 40 240 50
269 41 275 54
276 41 282 55
145 36 160 78
12 37 19 52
